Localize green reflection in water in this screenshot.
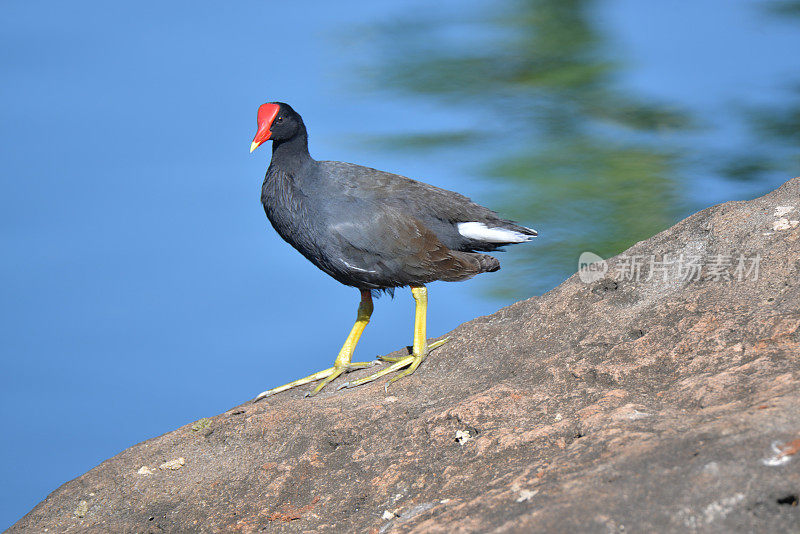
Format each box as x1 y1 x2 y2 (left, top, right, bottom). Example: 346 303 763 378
348 0 798 299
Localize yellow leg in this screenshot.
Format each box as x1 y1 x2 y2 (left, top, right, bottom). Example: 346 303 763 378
254 289 378 400
338 285 449 392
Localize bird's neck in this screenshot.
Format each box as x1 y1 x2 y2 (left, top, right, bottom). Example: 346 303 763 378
270 127 312 174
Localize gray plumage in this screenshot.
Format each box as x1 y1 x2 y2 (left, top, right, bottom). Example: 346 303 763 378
258 103 536 290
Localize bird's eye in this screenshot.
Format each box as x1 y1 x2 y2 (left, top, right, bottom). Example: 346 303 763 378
276 117 283 123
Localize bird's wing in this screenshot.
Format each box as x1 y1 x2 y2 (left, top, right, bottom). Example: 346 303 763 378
324 202 483 286
320 161 537 252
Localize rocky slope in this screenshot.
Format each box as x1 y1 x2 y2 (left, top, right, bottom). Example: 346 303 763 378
11 179 800 533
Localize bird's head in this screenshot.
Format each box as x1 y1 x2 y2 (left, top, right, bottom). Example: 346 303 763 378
250 102 303 153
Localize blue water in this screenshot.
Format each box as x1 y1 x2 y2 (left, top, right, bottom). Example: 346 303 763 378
1 0 798 528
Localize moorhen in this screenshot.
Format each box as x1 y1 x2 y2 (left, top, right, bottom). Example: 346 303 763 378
249 102 536 399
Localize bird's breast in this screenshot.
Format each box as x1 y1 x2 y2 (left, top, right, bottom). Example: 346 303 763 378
261 170 347 275
262 171 312 245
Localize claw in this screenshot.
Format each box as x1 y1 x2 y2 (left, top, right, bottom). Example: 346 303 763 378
253 390 273 402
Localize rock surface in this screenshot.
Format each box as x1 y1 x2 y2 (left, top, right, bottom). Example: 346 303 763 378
11 179 800 533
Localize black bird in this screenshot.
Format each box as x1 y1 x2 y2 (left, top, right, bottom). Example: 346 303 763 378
250 102 536 399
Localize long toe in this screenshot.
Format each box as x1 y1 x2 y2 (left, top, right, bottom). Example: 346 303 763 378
386 356 425 388
378 353 409 363
304 362 379 397
305 368 346 397
255 366 339 401
426 337 450 351
337 355 416 390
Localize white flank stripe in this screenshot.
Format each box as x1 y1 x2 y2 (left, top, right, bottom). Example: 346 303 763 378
457 222 533 243
342 259 377 274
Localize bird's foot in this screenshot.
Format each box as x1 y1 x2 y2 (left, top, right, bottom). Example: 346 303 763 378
338 337 450 392
254 360 380 401
377 337 449 363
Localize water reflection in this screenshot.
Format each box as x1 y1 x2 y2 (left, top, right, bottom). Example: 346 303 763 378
350 0 800 299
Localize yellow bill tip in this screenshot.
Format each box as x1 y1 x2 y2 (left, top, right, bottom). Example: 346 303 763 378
249 141 260 153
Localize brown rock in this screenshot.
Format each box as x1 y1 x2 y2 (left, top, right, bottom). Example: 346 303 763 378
11 179 800 533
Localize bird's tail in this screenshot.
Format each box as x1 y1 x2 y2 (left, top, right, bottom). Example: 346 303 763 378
473 253 500 273
436 251 500 282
